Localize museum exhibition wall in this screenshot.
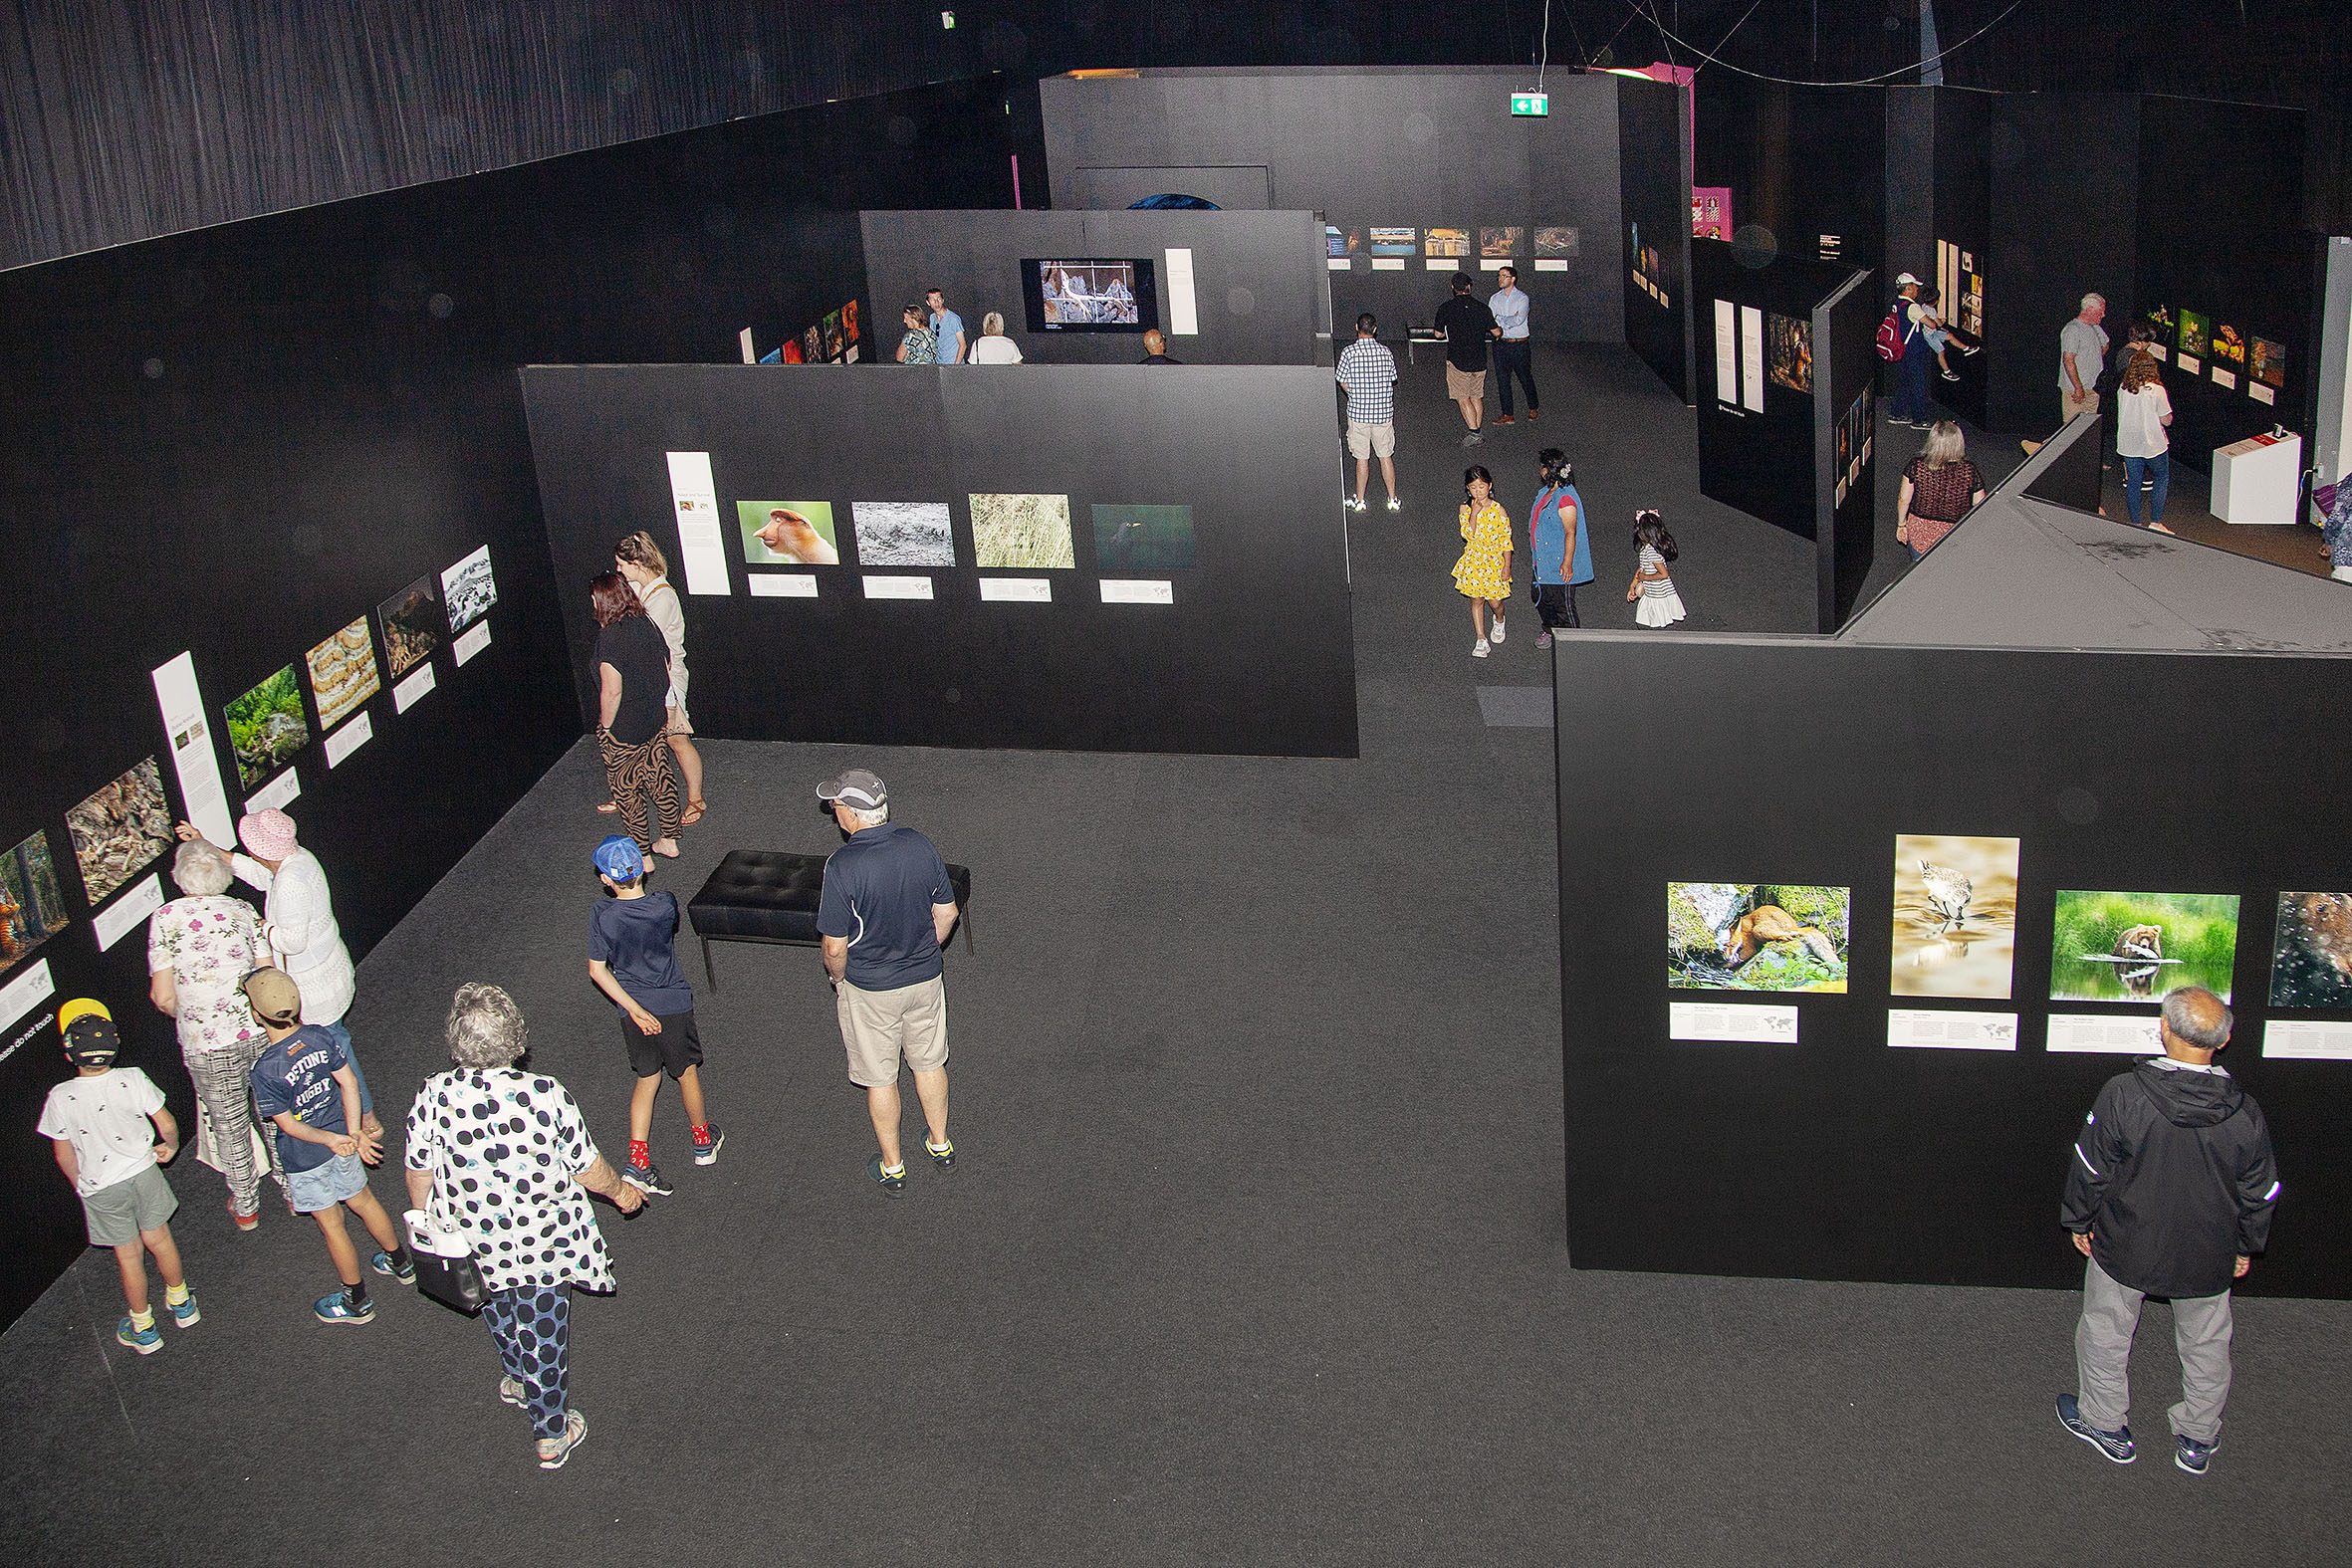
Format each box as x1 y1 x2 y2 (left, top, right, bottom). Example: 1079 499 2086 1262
1691 240 1877 632
1038 68 1658 357
1616 75 1698 403
1695 79 1888 280
524 364 1359 759
858 208 1329 366
0 78 1030 1329
1553 423 2352 1298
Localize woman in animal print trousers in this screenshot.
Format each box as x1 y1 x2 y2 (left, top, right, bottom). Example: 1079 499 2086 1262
597 729 680 857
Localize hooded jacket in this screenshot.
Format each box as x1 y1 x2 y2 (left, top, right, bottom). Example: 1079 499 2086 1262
2060 1058 2279 1299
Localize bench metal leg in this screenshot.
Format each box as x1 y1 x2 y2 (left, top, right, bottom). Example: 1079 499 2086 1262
702 934 717 993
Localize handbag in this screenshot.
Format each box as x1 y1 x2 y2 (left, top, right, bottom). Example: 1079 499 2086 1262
405 1208 487 1316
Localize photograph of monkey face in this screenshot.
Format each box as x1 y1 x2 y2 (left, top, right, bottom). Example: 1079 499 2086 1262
738 501 840 565
2269 892 2352 1008
1891 835 2020 999
1667 883 1849 993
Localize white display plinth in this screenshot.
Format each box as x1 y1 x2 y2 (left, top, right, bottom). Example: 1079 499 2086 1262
2211 430 2301 524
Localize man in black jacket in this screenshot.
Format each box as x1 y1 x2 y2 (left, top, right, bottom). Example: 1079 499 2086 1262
2056 986 2279 1474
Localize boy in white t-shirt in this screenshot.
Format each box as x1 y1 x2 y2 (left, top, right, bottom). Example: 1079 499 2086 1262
37 1000 197 1355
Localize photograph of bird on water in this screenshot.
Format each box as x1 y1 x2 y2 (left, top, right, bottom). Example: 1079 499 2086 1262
1891 835 2021 999
2050 891 2239 1004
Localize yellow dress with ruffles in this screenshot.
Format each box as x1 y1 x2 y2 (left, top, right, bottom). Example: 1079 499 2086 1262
1452 499 1513 600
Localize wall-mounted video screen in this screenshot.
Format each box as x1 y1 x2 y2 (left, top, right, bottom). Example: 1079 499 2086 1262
1024 259 1158 334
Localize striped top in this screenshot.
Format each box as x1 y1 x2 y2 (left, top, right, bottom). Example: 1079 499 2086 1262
1639 544 1676 597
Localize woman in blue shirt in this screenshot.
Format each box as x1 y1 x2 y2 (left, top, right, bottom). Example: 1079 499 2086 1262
1528 447 1591 645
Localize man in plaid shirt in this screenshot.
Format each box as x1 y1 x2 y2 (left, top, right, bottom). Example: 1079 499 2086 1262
1336 312 1400 513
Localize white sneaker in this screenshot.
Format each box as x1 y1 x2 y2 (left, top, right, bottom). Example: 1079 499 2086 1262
1472 638 1491 658
1344 496 1367 512
1490 616 1506 644
1385 497 1401 512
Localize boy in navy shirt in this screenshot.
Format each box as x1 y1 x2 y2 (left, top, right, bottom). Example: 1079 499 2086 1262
588 835 722 1195
246 968 411 1324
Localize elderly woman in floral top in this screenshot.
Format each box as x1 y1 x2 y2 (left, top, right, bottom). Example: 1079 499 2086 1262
147 838 276 1228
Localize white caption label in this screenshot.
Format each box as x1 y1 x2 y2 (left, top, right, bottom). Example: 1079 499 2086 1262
1888 1009 2020 1051
0 959 56 1033
1370 258 1405 271
393 663 436 714
1533 259 1569 272
862 575 934 600
2264 1019 2352 1060
748 574 819 598
246 768 301 812
94 874 163 952
151 651 235 848
664 451 733 595
324 711 373 768
1099 579 1173 604
453 621 491 665
980 577 1053 602
2046 1013 2162 1054
1668 1001 1799 1042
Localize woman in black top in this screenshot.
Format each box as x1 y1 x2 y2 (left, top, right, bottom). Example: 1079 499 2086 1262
589 572 682 859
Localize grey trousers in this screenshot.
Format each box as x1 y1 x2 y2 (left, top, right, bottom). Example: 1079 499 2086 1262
185 1037 287 1215
2074 1254 2234 1444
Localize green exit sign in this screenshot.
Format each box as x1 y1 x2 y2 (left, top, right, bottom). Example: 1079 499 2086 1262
1512 92 1548 117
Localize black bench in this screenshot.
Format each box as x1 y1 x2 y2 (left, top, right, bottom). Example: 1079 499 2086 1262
683 848 973 992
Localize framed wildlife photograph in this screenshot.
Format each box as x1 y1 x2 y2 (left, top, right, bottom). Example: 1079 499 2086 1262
1668 883 1849 993
2269 892 2352 1008
2050 891 2237 1005
1890 835 2020 999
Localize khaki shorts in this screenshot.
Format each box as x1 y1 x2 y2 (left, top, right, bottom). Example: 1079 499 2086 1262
1446 363 1487 401
2061 389 2100 426
1345 420 1395 459
837 975 948 1087
84 1164 177 1245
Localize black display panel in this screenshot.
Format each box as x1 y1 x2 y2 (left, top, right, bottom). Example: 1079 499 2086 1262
524 364 1359 759
1023 258 1158 333
1694 79 1887 273
1041 68 1632 345
1556 634 2352 1297
1619 75 1695 402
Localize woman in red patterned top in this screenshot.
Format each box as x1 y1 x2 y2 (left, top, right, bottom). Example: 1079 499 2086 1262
1897 421 1988 560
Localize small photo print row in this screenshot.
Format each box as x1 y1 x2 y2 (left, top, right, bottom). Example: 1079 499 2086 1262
734 499 1199 572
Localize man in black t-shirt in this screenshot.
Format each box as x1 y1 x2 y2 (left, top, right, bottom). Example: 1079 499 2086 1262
817 770 963 1198
1434 273 1501 446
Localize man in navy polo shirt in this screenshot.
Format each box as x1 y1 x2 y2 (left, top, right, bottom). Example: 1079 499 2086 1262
817 769 961 1198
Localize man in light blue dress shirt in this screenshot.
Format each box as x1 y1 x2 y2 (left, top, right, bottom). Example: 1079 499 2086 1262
1489 267 1538 424
925 288 967 364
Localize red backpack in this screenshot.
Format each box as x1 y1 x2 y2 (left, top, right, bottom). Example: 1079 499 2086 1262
1875 304 1909 360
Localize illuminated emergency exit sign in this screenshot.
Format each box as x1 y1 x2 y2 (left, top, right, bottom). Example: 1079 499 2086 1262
1511 92 1548 117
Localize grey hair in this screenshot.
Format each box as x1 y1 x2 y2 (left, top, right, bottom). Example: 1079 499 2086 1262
981 311 1006 336
171 838 235 897
1920 421 1967 469
445 982 529 1068
2162 986 2232 1051
847 802 889 829
2081 292 2106 311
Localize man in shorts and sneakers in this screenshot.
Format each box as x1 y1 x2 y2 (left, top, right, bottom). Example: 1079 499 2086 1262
587 834 721 1194
1335 313 1399 512
1435 272 1501 446
246 968 413 1324
817 770 961 1197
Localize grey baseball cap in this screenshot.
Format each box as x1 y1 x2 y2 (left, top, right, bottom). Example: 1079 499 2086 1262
817 769 887 810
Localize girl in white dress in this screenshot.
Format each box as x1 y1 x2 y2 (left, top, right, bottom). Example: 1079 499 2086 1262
1626 510 1687 627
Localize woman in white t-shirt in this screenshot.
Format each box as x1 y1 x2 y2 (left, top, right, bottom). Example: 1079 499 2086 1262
2114 336 2175 534
967 312 1025 364
612 532 707 823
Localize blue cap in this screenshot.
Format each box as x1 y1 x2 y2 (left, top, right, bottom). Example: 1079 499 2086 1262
592 835 645 881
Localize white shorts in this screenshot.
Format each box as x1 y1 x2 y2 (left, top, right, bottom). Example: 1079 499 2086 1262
1346 421 1395 460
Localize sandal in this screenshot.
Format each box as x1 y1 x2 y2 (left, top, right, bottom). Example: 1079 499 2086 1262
679 798 707 826
594 801 619 814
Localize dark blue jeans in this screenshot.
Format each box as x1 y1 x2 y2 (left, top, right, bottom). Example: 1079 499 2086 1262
1495 339 1538 416
1891 344 1932 423
2123 453 2170 527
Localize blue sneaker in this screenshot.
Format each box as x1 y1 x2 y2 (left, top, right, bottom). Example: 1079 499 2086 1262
117 1316 163 1355
2176 1434 2219 1474
165 1290 200 1328
867 1155 906 1198
369 1249 416 1285
2056 1393 2135 1463
315 1289 375 1325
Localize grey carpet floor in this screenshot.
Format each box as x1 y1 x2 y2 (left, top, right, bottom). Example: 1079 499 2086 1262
4 346 2343 1567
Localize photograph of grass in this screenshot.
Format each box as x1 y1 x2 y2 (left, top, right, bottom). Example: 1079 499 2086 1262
738 501 839 565
225 664 309 791
0 827 70 969
68 758 173 907
2268 893 2352 1008
307 616 381 732
1891 834 2020 999
850 501 955 566
970 493 1075 569
1668 883 1850 993
375 572 442 680
1480 226 1525 258
1091 505 1198 571
2050 891 2238 1005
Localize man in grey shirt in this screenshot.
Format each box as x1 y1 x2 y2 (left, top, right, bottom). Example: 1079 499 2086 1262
2059 293 2110 429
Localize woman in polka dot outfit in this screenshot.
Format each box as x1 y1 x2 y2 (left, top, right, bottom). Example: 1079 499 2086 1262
402 984 644 1468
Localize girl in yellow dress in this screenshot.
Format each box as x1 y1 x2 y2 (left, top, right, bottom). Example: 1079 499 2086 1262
1452 465 1514 657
